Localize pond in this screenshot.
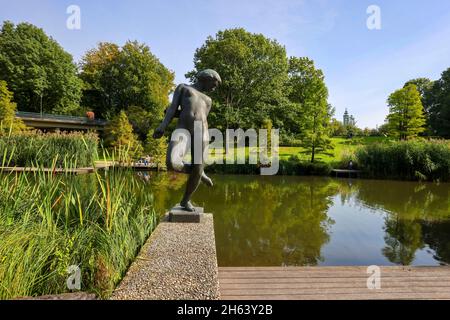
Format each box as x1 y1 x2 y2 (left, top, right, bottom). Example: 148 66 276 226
140 172 450 267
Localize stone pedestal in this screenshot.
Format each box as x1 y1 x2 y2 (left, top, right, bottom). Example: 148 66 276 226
167 205 204 223
111 214 219 300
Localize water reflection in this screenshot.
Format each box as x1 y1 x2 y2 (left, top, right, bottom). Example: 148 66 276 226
139 172 450 266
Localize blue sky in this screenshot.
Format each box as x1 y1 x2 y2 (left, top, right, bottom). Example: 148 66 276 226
1 0 450 128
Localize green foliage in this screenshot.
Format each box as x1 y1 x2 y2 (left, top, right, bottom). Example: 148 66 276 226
404 78 433 103
0 80 26 134
0 21 82 114
105 111 143 159
278 156 332 175
125 106 156 142
0 168 157 299
356 139 450 181
0 131 98 167
288 57 333 162
329 118 346 137
386 84 426 140
80 41 174 119
145 130 168 169
187 28 289 130
424 68 450 137
207 155 331 176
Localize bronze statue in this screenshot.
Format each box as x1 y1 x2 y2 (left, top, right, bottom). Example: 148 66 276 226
153 69 221 212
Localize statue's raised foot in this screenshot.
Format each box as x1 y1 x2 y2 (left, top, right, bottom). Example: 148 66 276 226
201 173 213 187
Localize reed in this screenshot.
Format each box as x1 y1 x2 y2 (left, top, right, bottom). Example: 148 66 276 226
355 139 450 181
0 130 98 168
0 147 157 299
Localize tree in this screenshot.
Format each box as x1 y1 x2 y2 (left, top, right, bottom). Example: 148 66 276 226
405 78 433 103
186 28 289 130
343 109 350 126
404 78 434 135
329 118 346 137
145 129 167 170
0 81 26 134
80 41 174 119
0 21 82 114
424 68 450 137
386 84 426 140
105 111 143 159
125 106 156 142
377 122 390 137
288 57 333 162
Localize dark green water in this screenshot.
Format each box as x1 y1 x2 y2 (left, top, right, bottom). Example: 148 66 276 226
139 172 450 267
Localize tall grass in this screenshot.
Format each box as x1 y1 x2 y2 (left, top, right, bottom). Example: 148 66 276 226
0 130 98 168
355 139 450 181
0 148 157 299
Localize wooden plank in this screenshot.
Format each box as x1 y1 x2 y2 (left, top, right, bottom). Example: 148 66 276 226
219 272 450 279
220 281 450 290
220 292 450 300
220 287 450 295
219 266 449 272
219 266 450 300
219 276 450 284
0 165 111 175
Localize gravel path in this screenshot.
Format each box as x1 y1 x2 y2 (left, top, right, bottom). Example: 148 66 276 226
111 214 219 300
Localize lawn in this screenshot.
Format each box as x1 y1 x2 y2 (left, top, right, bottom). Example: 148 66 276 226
279 136 390 163
202 136 390 165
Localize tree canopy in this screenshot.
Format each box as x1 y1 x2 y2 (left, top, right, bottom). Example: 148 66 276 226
187 28 289 130
0 80 26 134
79 41 174 119
386 84 426 140
0 21 82 114
423 68 450 137
288 57 333 162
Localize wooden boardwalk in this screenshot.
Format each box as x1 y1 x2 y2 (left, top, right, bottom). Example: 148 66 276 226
219 266 450 300
0 162 111 175
331 169 361 178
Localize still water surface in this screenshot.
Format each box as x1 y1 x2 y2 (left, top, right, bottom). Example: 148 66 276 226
141 172 450 267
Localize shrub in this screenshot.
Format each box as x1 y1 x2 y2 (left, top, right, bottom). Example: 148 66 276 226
0 130 98 167
0 80 27 134
207 155 331 176
104 111 143 160
145 131 168 169
356 139 450 181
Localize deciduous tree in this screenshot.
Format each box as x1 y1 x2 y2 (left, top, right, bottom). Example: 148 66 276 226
187 28 289 130
0 21 82 114
386 84 426 140
80 41 174 119
0 81 26 134
288 57 332 162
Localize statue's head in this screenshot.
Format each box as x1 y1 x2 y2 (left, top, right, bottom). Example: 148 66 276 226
196 69 221 92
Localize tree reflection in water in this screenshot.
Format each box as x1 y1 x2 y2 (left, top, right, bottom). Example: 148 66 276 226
137 172 450 266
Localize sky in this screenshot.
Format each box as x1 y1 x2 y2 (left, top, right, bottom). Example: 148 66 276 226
1 0 450 128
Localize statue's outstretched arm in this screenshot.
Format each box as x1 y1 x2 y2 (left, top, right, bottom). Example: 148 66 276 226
153 84 183 138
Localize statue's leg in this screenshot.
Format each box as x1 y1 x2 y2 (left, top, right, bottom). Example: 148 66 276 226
166 138 189 172
166 138 213 187
179 163 204 211
179 140 208 211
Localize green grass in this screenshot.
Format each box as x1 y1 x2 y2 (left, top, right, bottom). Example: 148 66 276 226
204 136 390 164
278 136 390 163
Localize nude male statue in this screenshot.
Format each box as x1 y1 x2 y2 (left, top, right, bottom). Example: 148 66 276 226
152 69 221 212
